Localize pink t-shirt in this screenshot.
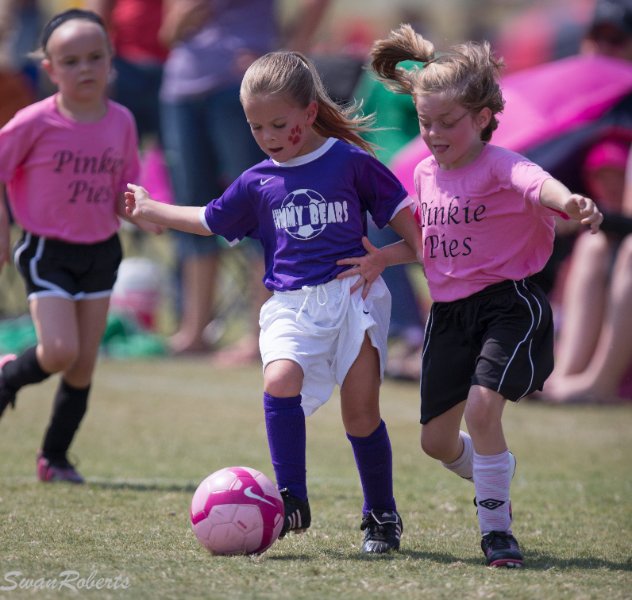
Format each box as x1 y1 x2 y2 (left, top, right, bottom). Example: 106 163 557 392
0 94 140 243
413 144 557 302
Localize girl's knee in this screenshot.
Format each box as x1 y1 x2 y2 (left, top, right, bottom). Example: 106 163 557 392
263 359 303 397
38 342 78 374
420 429 453 461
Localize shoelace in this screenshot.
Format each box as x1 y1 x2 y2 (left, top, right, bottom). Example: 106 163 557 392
361 512 396 535
485 531 512 549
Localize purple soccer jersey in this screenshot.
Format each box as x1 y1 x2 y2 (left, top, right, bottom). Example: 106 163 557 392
202 138 409 291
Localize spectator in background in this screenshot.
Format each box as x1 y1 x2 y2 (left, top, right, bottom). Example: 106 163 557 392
158 0 330 358
490 0 590 72
543 137 632 403
87 0 174 214
87 0 167 147
0 0 40 128
535 0 632 403
580 0 632 61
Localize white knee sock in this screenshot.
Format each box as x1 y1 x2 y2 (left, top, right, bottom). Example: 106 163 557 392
441 431 473 481
473 450 513 535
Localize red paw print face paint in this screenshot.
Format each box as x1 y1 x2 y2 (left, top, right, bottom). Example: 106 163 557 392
243 93 318 162
288 126 302 145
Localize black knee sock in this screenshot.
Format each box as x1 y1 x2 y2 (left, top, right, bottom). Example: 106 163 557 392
2 346 50 393
41 380 90 462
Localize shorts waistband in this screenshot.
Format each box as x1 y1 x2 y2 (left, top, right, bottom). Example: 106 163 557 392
277 277 347 297
442 279 530 305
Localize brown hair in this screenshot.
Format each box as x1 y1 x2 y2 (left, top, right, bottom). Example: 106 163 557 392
240 51 376 154
370 24 505 142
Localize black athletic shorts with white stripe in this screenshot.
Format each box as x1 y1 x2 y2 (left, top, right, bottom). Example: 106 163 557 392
420 278 554 424
14 232 122 301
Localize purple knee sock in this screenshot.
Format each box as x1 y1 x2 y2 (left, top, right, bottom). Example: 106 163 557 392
347 420 396 514
263 392 307 500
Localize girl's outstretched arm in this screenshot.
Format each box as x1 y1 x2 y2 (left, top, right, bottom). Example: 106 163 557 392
540 178 603 233
125 184 213 236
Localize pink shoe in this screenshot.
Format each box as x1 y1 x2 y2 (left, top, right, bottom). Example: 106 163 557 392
37 452 85 484
0 353 18 418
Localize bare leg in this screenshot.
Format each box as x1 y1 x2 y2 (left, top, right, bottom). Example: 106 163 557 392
169 254 219 354
210 254 271 366
65 297 111 387
420 400 466 463
464 385 507 455
549 235 632 402
548 232 609 382
30 297 80 374
340 334 381 437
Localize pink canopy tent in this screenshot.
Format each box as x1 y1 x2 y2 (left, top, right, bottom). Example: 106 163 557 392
390 54 632 196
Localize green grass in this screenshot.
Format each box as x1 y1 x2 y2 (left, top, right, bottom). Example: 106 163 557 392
0 358 630 599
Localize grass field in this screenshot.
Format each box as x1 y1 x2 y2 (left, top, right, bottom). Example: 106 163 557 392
0 357 630 599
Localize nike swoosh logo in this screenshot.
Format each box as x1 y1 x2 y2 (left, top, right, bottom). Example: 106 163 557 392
363 310 370 314
244 486 275 506
260 176 274 185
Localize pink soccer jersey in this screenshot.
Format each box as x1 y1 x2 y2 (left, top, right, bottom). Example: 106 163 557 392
0 94 140 243
413 144 559 302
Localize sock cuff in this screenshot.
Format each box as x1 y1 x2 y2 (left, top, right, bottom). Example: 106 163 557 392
263 392 302 411
58 379 91 396
440 431 473 481
346 419 386 445
473 449 511 470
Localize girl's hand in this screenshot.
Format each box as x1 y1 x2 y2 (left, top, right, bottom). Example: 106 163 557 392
563 194 603 234
337 236 386 298
125 183 151 219
123 184 164 233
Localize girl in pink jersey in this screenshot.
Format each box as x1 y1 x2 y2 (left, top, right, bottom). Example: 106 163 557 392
338 24 603 567
0 9 157 483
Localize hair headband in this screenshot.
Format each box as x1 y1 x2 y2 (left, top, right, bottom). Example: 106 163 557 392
41 9 106 52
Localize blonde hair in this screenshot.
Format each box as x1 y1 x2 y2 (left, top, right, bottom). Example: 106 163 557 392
370 24 505 142
240 51 375 154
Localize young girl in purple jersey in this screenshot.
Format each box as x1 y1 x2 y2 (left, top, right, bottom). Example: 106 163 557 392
338 24 603 567
125 50 421 552
0 9 157 483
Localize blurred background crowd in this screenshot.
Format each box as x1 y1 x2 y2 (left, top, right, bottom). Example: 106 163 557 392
0 0 630 404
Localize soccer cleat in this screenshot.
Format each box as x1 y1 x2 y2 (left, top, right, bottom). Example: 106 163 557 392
0 354 18 418
278 488 311 537
37 453 85 484
360 509 403 553
481 531 524 568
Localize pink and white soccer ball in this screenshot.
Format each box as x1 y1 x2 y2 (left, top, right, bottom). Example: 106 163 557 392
190 466 284 555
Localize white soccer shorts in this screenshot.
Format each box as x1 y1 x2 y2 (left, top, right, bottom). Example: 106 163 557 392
259 276 391 416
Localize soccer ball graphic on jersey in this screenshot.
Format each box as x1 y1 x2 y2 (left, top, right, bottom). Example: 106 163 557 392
190 466 284 555
283 188 327 240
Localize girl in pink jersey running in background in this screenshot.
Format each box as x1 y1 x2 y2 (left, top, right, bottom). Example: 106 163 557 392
338 24 603 567
0 9 158 483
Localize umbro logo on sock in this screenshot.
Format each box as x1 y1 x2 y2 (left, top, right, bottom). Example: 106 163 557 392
477 498 506 511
